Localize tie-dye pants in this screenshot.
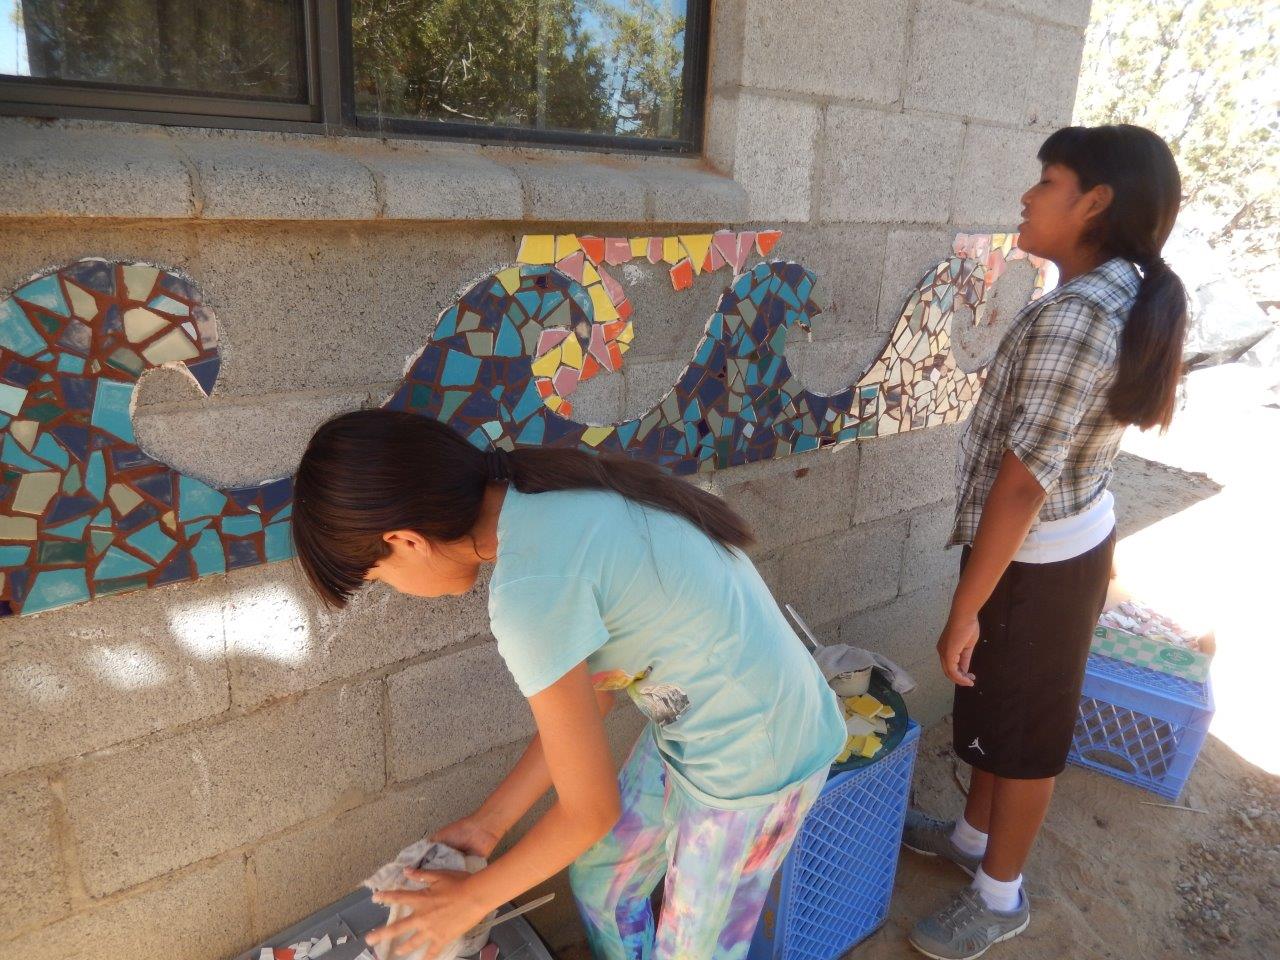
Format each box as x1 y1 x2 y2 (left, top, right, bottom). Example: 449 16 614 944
569 730 827 959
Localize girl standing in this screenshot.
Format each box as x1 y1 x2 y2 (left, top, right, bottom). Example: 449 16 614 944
291 414 846 959
903 124 1189 960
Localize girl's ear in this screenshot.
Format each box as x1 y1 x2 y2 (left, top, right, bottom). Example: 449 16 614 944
1081 183 1114 224
382 529 432 558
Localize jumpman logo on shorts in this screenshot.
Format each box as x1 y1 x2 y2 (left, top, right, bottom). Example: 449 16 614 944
968 737 985 756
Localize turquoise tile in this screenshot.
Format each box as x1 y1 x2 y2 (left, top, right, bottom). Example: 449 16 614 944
0 299 45 357
147 294 191 316
127 521 176 562
0 381 27 415
183 518 212 537
2 434 46 471
516 417 544 445
91 380 136 442
271 503 292 521
85 452 106 500
94 546 152 580
191 528 226 575
15 275 70 318
90 507 111 527
495 317 522 357
0 544 32 566
221 513 262 536
24 568 89 614
512 381 543 423
56 354 86 374
47 516 91 540
178 474 227 521
264 521 293 562
34 433 69 469
441 349 481 386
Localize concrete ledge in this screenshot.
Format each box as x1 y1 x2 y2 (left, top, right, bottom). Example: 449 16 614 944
0 119 747 224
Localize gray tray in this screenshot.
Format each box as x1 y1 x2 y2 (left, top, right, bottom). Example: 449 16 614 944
232 886 555 960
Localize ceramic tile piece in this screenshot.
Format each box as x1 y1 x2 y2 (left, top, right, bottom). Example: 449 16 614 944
679 235 713 274
66 282 99 321
123 307 168 343
13 471 59 515
0 383 28 416
142 328 200 365
516 235 555 265
122 264 159 301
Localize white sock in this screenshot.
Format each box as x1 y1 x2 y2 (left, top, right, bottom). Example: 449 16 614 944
972 865 1022 913
949 817 988 858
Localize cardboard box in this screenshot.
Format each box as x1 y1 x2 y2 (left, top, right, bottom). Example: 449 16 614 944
1089 625 1211 684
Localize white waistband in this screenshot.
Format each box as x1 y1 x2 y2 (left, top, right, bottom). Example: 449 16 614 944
1013 489 1116 564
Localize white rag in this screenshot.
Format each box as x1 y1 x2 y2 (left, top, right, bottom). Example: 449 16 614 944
813 644 917 695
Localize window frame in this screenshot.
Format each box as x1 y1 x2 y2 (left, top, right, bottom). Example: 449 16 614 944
0 0 709 154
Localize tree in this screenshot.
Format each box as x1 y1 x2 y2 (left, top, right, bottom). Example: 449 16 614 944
1074 0 1280 298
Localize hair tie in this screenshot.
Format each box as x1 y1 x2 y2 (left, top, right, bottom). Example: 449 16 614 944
484 448 513 483
1142 255 1168 276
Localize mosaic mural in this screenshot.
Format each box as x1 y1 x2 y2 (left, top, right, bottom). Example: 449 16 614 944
0 232 1048 617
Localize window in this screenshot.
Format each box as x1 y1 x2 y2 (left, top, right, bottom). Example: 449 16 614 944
0 0 710 152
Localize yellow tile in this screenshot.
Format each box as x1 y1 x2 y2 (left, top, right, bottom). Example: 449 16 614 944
530 347 561 378
517 235 555 265
561 335 583 369
630 237 649 257
581 426 613 446
555 234 582 259
588 285 620 324
142 329 200 365
66 282 99 321
161 510 177 531
581 260 600 286
123 307 168 343
496 267 522 294
13 471 59 515
545 394 564 413
662 236 682 264
109 482 143 515
680 235 713 274
122 264 159 302
617 321 635 345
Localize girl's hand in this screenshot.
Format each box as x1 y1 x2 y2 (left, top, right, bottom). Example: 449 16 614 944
937 614 979 687
428 814 501 859
368 868 491 958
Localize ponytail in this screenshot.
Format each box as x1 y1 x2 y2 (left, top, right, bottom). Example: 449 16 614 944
1038 125 1189 431
292 409 754 608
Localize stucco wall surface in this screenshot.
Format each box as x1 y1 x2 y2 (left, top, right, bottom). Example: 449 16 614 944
0 1 1089 956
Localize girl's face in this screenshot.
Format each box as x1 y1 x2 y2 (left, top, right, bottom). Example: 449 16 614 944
1017 162 1111 262
363 530 481 598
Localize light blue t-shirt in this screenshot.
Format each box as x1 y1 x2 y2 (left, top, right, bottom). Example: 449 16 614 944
488 486 846 809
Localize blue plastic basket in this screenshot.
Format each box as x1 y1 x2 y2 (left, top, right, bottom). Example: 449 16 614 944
748 721 919 960
1068 653 1213 801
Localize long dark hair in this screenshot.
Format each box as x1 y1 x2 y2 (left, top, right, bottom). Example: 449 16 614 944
1038 124 1189 431
291 409 754 607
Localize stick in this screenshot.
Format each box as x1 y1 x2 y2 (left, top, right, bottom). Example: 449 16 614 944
784 604 821 651
472 893 556 936
1137 801 1208 814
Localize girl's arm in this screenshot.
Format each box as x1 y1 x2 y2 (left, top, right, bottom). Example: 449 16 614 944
369 663 621 955
938 450 1045 686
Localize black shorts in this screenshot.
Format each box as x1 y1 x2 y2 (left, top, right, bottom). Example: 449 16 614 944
952 530 1116 779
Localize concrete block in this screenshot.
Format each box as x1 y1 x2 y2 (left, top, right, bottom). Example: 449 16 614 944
1025 24 1086 127
821 107 964 224
905 0 1036 127
708 0 747 91
0 776 70 936
620 357 686 422
362 146 524 221
64 680 384 896
181 139 379 221
0 857 252 960
250 740 525 936
997 0 1091 29
952 124 1046 227
388 643 536 782
879 227 959 329
742 0 907 104
133 382 389 488
853 424 962 524
774 224 887 334
904 649 955 726
224 568 491 708
567 363 626 427
614 258 718 364
630 163 749 223
838 579 956 675
772 516 908 621
711 445 859 555
786 333 890 398
703 92 738 173
511 160 647 222
0 119 193 219
900 501 961 594
0 580 229 778
731 92 821 222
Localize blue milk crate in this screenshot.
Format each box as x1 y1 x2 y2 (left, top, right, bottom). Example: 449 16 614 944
748 721 919 960
1068 652 1213 801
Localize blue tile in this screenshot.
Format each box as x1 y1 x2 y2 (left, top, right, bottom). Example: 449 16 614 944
126 522 176 563
441 349 482 386
2 434 46 471
24 569 89 614
85 451 106 500
0 381 26 415
15 274 70 318
265 521 293 562
178 474 228 521
47 516 92 540
0 545 31 566
221 513 263 536
33 433 70 469
56 354 86 374
90 379 136 442
147 294 191 316
94 546 153 581
191 530 226 575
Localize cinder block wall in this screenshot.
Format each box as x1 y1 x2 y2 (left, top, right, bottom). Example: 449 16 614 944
0 2 1090 957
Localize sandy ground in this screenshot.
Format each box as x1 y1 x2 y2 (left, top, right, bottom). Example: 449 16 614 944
560 363 1280 960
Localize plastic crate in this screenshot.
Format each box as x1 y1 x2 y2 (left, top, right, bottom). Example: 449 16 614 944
748 721 919 960
1068 652 1213 801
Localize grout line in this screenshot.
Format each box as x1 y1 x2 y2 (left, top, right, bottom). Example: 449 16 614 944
47 773 89 908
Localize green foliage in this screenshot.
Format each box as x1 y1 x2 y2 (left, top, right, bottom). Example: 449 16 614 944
1075 0 1280 295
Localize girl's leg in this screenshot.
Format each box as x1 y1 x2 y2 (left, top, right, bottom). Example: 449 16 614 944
962 766 996 832
982 774 1055 881
653 768 826 960
570 732 671 960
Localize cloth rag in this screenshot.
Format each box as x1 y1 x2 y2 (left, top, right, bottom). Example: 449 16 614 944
813 644 917 695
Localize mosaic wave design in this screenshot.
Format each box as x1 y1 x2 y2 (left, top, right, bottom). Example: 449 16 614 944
0 233 1047 617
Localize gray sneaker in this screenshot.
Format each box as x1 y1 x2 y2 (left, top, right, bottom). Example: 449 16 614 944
901 809 982 877
908 887 1030 960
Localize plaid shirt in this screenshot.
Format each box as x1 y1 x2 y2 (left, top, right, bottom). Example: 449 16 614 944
950 257 1141 547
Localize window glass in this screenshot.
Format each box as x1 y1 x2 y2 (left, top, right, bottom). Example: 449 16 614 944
351 0 690 140
0 0 307 101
